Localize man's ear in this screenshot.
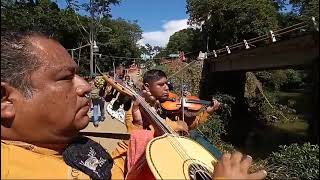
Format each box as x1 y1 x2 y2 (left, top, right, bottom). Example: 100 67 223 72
1 82 16 120
143 83 150 92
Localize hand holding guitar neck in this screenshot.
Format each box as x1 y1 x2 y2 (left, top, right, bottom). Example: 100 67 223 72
141 90 161 110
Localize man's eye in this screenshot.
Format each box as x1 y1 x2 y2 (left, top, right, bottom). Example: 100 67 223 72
60 75 74 81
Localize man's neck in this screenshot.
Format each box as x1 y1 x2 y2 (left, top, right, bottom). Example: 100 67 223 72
34 143 68 153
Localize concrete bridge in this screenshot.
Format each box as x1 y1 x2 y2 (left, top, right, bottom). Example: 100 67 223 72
201 30 319 144
207 32 318 72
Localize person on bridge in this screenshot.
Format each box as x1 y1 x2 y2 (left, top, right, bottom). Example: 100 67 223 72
1 31 267 180
124 69 221 134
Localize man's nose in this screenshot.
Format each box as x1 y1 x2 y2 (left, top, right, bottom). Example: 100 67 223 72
164 84 169 91
74 75 92 96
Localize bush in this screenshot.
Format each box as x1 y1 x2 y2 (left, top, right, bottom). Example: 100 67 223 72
266 143 319 180
255 69 305 91
197 93 236 152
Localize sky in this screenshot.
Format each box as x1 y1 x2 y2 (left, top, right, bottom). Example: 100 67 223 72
57 0 190 47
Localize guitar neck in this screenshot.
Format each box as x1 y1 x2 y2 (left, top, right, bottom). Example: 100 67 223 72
100 74 175 135
125 85 175 135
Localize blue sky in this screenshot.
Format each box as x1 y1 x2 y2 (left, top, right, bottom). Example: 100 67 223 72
111 0 188 32
111 0 190 47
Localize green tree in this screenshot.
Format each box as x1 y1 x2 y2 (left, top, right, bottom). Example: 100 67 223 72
166 28 199 54
186 0 280 49
1 0 143 75
66 0 120 19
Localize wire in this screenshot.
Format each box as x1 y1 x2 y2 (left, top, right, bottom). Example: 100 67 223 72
65 0 90 44
168 60 198 79
248 72 291 122
275 24 309 36
67 43 91 51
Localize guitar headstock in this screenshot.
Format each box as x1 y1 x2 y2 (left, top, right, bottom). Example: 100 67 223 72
100 73 135 99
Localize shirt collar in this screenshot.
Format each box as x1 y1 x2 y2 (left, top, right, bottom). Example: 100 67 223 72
1 140 65 156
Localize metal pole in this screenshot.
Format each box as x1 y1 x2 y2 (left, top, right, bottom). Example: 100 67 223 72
78 43 81 66
89 0 94 78
206 35 209 52
94 55 97 75
71 49 74 61
90 42 94 77
113 60 116 80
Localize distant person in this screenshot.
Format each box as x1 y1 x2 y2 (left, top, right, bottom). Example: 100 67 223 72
90 77 106 126
125 69 220 134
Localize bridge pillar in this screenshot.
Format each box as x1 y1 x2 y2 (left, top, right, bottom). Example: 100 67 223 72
309 30 319 144
310 58 319 144
200 60 252 146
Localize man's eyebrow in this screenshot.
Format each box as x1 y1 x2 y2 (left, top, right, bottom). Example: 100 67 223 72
55 65 77 72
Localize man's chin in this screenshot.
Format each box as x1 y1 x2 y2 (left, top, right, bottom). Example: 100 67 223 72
74 115 90 130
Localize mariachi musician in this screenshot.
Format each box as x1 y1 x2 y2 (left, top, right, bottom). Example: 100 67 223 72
125 69 220 135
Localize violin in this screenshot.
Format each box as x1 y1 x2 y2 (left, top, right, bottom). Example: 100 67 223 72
161 92 213 112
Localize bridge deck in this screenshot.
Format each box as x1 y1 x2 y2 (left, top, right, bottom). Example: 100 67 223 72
208 33 319 72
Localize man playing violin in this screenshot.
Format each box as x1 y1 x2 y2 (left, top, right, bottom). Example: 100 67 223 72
125 69 221 135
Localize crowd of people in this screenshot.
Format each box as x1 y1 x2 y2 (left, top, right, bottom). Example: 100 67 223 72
1 31 267 179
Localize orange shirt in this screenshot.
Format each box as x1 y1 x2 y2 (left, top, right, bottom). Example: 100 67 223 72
1 140 125 179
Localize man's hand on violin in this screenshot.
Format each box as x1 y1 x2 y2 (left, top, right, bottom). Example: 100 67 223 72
206 99 220 115
165 118 189 135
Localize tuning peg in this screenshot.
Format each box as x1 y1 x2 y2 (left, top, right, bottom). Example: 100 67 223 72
312 17 319 32
243 39 250 49
269 30 276 43
212 50 217 58
226 46 231 54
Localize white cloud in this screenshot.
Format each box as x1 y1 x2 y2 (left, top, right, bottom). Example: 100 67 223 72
138 19 189 47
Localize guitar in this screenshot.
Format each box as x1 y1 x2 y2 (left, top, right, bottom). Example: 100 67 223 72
101 74 220 180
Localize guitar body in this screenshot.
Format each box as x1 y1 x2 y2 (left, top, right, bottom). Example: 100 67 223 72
146 134 219 180
106 99 125 123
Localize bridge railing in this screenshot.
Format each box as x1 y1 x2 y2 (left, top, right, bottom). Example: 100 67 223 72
207 16 319 59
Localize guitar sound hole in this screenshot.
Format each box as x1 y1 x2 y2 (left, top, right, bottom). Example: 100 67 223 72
189 163 212 180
